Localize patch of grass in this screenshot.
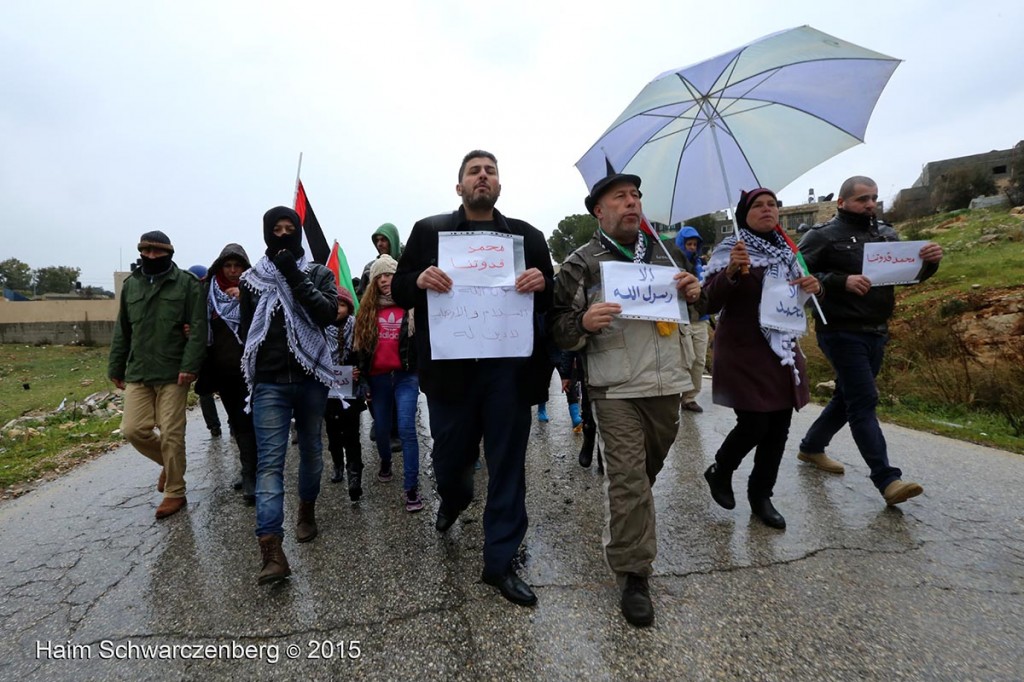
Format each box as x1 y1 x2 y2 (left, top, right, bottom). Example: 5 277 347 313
0 344 112 424
0 415 123 488
0 344 124 492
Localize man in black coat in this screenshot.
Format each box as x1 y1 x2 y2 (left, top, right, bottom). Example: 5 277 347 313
797 176 943 506
392 150 553 607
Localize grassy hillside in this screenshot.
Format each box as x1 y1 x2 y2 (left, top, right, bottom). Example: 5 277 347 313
802 205 1024 453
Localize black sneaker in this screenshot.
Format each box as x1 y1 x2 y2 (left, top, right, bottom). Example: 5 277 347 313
377 461 393 483
621 574 654 627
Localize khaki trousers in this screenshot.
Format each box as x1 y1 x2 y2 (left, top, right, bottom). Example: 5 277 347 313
121 382 190 498
594 394 681 577
682 320 710 403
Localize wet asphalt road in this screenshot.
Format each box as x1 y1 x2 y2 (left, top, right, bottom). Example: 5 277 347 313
1 380 1022 681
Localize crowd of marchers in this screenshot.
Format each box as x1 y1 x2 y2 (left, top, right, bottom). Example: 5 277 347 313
108 151 942 628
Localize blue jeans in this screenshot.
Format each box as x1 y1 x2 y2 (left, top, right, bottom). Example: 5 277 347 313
799 330 901 491
252 378 329 538
368 371 420 491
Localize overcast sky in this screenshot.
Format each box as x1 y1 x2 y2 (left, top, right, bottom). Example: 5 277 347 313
2 0 1022 291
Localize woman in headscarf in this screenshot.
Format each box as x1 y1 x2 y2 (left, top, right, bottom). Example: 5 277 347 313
701 188 822 529
195 244 257 504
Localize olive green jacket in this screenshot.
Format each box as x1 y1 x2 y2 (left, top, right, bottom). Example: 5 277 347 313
108 265 207 385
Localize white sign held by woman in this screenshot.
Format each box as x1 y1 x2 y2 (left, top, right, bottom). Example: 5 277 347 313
759 273 809 334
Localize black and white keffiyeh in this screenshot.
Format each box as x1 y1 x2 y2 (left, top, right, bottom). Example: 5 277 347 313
208 278 242 343
240 255 335 402
706 227 805 382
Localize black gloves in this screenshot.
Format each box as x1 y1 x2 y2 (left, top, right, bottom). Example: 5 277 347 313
273 249 303 285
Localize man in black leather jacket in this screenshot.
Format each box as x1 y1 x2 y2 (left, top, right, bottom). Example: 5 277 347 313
795 176 943 506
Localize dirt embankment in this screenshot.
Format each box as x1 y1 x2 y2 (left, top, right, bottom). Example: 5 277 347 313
955 289 1024 363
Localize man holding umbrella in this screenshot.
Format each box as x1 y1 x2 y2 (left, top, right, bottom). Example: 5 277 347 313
796 176 943 505
550 172 702 627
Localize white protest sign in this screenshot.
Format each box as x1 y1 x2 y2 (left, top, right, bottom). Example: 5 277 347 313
600 261 686 324
427 285 534 359
328 365 355 400
438 232 516 287
863 240 927 286
759 273 809 335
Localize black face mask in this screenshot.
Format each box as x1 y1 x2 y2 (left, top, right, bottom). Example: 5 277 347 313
140 253 173 276
264 230 304 259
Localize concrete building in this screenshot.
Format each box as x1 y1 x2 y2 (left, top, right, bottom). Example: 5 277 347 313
894 141 1021 217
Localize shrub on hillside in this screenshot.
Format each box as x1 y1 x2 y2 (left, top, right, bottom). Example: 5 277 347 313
931 166 997 212
1005 141 1024 207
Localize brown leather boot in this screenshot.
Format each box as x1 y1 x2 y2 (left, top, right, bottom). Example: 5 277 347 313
155 496 186 519
157 468 166 493
296 500 318 543
257 535 291 585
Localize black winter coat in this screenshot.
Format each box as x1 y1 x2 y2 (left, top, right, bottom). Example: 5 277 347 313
391 206 554 405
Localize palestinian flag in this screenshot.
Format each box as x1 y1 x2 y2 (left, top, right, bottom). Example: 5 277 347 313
327 241 359 313
294 181 331 265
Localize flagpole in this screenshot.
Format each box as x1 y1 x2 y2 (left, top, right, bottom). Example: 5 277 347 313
293 152 303 204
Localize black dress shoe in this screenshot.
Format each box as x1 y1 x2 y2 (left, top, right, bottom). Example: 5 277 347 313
435 507 459 532
621 574 654 627
749 496 786 529
704 464 736 510
482 569 538 607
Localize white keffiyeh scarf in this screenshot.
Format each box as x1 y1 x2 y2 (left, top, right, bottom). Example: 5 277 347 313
208 277 242 344
240 256 335 406
706 227 805 383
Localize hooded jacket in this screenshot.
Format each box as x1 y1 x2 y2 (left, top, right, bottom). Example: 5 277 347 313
359 223 403 296
675 226 709 322
196 243 251 394
239 208 338 384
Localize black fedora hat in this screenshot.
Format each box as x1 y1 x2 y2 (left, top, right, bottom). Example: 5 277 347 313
585 172 642 216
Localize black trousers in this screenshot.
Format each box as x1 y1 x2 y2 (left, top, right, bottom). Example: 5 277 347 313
714 408 793 498
324 398 364 474
218 379 257 497
428 360 531 577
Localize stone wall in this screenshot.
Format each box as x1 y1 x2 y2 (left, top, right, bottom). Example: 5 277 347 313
0 300 119 345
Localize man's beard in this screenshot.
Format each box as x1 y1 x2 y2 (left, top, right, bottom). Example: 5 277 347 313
464 187 499 212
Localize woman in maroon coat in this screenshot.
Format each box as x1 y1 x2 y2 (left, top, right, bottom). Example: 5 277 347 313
702 188 821 529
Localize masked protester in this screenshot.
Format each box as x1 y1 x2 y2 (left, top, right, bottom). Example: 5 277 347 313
108 230 206 519
239 207 338 585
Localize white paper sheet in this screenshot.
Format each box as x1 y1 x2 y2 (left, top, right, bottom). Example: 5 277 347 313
427 285 534 359
438 232 516 287
759 273 809 334
600 261 686 323
863 240 927 286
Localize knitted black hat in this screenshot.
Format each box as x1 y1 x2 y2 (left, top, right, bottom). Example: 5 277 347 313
137 230 174 254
